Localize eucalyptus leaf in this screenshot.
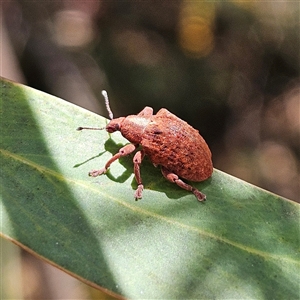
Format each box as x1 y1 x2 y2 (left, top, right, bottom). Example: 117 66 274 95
0 77 299 299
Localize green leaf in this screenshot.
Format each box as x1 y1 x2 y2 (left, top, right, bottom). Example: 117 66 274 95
1 77 299 299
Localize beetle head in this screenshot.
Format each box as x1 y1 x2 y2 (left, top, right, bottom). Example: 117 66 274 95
106 117 125 133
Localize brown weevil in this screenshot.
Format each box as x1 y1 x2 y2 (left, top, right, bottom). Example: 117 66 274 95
77 91 213 201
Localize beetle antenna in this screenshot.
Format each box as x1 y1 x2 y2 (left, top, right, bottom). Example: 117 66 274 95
77 90 113 131
77 126 106 131
102 90 114 120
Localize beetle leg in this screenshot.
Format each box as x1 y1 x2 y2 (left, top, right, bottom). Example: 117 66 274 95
133 150 145 200
161 167 206 202
89 143 137 177
137 106 153 118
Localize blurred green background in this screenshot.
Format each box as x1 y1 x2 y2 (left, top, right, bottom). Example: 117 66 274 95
1 1 299 299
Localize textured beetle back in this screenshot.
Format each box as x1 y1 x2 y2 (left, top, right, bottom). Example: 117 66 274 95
141 109 213 181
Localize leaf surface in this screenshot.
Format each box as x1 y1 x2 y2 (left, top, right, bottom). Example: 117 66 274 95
1 78 299 299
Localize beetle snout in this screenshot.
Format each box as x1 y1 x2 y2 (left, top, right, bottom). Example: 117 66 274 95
106 117 125 133
106 123 120 133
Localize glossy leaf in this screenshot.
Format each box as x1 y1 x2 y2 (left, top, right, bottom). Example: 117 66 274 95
0 77 299 299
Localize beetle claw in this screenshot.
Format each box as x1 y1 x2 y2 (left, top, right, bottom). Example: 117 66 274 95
89 168 106 177
192 188 206 202
134 184 144 200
